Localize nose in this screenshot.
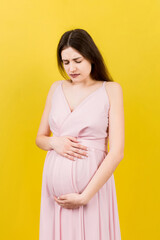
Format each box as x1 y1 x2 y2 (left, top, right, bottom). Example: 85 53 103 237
69 62 76 72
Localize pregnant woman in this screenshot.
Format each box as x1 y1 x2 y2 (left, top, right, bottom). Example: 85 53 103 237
36 28 125 240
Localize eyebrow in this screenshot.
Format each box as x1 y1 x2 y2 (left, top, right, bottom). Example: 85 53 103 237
62 57 82 61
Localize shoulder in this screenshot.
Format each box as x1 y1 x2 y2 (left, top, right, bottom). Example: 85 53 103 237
49 80 63 95
104 81 123 106
104 81 123 92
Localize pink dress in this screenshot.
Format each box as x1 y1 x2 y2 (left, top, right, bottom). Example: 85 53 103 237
39 80 121 240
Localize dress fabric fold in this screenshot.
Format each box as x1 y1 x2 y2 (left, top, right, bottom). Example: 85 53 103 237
39 80 121 240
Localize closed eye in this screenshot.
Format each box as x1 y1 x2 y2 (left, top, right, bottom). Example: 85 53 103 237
63 61 82 65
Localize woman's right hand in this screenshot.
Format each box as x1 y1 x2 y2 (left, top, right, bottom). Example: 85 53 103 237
50 136 88 161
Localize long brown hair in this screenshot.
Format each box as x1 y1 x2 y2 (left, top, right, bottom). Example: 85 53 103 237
57 29 113 82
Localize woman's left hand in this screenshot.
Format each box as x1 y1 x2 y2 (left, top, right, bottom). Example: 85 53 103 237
54 193 87 209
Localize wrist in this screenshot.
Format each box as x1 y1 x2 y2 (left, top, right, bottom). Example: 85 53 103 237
80 192 90 205
50 136 57 149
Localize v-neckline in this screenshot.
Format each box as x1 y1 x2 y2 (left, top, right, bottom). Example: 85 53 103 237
60 80 105 114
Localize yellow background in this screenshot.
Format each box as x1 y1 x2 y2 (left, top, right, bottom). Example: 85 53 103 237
0 0 160 239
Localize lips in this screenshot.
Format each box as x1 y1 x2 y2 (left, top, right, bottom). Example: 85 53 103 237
70 74 80 78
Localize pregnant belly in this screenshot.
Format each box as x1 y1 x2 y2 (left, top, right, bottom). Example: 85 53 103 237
45 149 106 198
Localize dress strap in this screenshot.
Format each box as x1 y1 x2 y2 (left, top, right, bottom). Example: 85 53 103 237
102 81 106 88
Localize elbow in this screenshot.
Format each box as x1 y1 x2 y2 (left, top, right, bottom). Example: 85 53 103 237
119 152 124 162
109 149 124 162
116 149 124 162
35 136 40 147
35 138 38 147
118 148 124 162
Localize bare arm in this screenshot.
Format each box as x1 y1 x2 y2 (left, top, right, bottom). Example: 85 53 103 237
35 81 60 151
81 82 125 204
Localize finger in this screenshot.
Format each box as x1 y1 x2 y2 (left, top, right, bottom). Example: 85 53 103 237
59 202 79 209
57 196 65 201
67 136 79 143
59 195 68 200
54 199 67 205
61 204 72 209
57 199 68 203
71 142 88 151
54 195 67 201
65 150 81 159
54 197 68 204
70 147 88 157
60 203 75 209
67 150 87 159
53 196 69 207
63 152 76 161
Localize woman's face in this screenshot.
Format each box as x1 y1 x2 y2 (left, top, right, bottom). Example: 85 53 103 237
61 47 92 82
